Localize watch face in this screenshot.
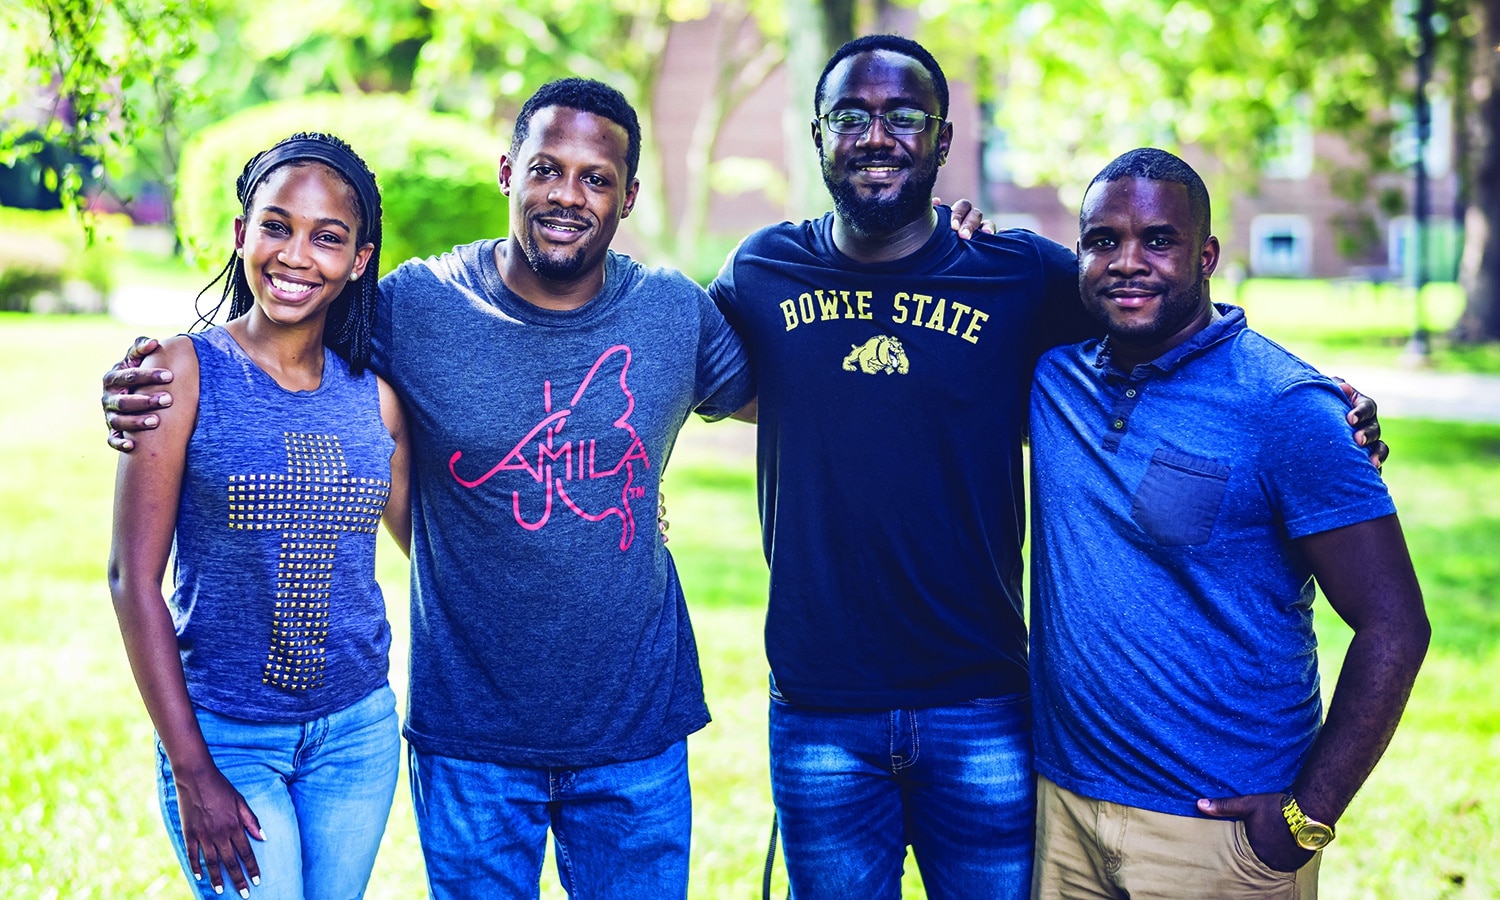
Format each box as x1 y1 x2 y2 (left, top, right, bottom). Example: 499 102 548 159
1295 822 1334 851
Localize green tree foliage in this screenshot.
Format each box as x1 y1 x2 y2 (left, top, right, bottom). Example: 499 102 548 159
918 0 1499 341
4 0 794 277
175 94 509 273
924 0 1410 200
1 0 225 224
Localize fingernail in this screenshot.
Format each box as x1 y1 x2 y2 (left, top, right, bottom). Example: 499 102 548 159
195 872 203 881
144 415 158 427
240 889 250 899
214 885 224 895
252 876 261 885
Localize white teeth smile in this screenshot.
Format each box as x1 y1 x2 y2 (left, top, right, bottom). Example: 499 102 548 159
270 276 315 296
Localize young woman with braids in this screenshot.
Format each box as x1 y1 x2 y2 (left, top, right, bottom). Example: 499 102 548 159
107 133 411 900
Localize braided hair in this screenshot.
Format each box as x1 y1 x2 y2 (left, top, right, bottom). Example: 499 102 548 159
194 132 383 373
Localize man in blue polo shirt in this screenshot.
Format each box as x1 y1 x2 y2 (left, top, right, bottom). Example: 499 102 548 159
1028 147 1429 898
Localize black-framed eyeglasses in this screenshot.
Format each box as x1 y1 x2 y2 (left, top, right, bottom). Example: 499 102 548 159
818 108 944 135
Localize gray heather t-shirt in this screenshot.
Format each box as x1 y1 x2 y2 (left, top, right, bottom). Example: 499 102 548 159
374 242 753 766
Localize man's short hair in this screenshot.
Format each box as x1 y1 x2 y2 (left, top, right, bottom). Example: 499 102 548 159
511 78 642 182
814 34 950 119
1087 148 1212 241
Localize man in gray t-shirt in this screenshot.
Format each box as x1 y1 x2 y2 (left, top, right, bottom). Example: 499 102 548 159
104 78 751 900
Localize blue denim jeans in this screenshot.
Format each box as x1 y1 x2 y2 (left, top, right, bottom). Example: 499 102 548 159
156 683 401 900
409 739 692 900
769 692 1035 900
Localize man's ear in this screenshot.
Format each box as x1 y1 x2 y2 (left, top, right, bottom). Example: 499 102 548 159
1201 235 1221 279
936 119 954 166
811 118 824 154
498 155 513 196
620 178 640 220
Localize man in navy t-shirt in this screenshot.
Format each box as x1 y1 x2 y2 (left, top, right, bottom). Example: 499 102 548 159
711 35 1095 898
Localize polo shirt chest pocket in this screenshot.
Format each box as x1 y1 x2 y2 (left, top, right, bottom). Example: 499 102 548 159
1130 447 1230 546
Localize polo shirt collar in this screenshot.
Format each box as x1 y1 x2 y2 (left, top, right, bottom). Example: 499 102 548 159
1093 303 1246 380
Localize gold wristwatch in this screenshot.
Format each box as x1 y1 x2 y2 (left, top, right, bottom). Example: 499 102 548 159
1281 793 1335 851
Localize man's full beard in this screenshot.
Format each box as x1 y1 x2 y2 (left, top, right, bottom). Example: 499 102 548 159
822 149 941 236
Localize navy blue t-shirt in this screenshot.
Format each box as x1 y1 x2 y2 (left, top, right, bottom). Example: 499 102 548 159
711 213 1094 709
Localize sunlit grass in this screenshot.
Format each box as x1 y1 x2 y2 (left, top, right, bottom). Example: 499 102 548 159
1233 278 1500 374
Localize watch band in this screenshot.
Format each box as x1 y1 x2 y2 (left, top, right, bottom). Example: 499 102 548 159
1281 793 1336 851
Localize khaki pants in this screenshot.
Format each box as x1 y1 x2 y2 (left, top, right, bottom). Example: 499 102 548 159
1032 775 1321 899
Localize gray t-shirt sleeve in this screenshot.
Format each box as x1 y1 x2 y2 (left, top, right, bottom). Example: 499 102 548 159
689 280 755 420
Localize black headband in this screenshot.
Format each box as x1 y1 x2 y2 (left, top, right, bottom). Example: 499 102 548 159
241 138 380 239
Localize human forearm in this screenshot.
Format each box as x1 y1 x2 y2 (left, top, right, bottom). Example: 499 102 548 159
107 579 215 772
1290 514 1429 824
109 579 264 891
1290 617 1429 824
1199 515 1427 870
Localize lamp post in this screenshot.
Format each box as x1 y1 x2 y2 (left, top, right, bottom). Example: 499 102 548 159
1405 0 1435 362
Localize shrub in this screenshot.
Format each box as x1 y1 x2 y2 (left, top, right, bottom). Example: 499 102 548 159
176 94 509 278
0 207 128 312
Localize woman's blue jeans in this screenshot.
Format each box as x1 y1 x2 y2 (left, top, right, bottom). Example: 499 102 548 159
156 683 400 900
769 692 1036 900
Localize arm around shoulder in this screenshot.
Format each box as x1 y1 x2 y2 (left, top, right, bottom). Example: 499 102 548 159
108 334 201 687
102 335 181 451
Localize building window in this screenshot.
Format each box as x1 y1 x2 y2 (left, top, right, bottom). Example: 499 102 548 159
1250 214 1313 277
1391 93 1453 178
1387 215 1464 282
982 114 1014 187
1263 96 1314 181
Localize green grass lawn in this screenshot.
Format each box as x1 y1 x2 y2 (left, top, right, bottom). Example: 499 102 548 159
1 313 1496 898
1234 278 1500 375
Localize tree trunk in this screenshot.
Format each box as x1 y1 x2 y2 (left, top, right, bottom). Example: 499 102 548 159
821 0 856 49
1455 0 1500 341
782 0 829 220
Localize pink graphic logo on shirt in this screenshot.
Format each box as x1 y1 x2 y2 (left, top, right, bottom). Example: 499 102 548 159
448 345 649 550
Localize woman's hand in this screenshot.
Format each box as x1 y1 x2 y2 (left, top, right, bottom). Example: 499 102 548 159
173 762 264 897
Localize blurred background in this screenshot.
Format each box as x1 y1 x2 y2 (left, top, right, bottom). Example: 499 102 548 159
2 0 1497 897
3 0 1500 346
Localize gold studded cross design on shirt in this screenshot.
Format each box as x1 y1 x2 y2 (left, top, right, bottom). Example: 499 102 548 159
228 432 391 693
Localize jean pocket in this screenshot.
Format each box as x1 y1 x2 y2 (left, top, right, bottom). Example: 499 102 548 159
1131 448 1229 546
